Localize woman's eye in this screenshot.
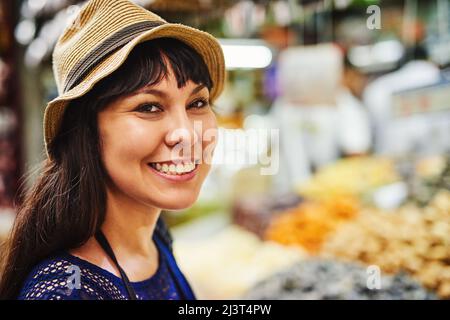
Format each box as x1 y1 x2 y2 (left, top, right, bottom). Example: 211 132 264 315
188 98 209 109
136 103 163 113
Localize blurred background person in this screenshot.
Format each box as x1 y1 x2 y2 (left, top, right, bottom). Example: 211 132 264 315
270 43 371 192
363 19 442 155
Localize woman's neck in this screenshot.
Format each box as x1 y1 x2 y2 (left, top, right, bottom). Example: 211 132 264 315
70 186 162 281
100 187 161 259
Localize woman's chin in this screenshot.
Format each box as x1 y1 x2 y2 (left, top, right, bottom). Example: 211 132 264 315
161 202 196 211
151 194 199 211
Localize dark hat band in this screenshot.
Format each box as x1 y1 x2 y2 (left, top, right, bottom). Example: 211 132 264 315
63 20 165 93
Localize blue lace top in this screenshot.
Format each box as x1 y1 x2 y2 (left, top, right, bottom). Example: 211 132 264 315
17 232 196 300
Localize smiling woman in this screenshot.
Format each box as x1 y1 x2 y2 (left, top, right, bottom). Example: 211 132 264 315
0 0 225 300
95 39 217 212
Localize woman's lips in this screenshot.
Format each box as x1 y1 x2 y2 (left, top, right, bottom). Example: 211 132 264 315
147 162 199 182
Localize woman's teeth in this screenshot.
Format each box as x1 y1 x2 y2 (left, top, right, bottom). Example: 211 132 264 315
149 161 197 175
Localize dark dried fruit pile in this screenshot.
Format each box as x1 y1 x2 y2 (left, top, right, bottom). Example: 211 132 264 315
242 260 437 300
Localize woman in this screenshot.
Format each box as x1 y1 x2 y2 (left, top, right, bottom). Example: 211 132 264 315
0 0 225 300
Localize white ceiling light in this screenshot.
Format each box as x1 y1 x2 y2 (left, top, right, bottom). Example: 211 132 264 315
15 19 36 45
219 39 273 70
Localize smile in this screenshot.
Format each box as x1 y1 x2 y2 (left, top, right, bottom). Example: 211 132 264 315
147 160 200 182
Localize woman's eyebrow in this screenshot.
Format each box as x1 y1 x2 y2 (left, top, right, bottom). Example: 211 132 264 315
190 84 206 96
137 84 206 98
138 88 167 98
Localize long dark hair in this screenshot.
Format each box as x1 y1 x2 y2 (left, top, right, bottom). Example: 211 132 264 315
0 38 213 299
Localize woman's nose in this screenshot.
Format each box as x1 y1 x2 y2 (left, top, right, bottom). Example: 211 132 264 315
165 112 200 149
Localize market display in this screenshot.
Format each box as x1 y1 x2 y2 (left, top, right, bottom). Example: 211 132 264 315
297 156 399 201
256 156 450 298
322 190 450 298
233 193 303 238
264 196 359 253
243 260 436 300
173 225 306 299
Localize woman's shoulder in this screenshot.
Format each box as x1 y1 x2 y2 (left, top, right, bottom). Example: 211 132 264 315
18 252 126 300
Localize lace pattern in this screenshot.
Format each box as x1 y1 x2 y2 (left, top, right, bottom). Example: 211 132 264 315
18 251 180 300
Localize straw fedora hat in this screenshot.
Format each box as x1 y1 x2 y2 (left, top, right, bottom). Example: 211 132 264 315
44 0 225 158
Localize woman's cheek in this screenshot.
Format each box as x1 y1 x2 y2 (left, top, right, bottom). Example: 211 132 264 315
103 119 156 157
201 115 218 164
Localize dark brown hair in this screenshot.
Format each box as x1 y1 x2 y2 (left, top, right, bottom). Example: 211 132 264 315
0 38 213 299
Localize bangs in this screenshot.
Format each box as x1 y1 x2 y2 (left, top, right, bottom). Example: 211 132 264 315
92 37 213 106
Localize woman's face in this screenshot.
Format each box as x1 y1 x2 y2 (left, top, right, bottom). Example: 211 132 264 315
97 67 217 211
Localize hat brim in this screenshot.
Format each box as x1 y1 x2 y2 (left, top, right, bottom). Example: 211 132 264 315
44 23 225 158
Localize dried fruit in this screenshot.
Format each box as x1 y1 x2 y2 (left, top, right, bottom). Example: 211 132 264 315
322 191 450 298
297 157 399 201
243 260 436 300
265 196 359 253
